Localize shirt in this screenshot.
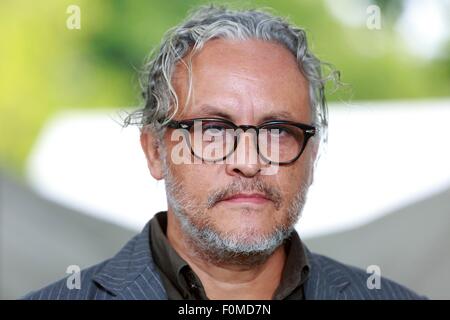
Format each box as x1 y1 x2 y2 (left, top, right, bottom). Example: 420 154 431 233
149 211 310 300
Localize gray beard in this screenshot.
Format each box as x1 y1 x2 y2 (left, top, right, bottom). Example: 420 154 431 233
163 162 310 267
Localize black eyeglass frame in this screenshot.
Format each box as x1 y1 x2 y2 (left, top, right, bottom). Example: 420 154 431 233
166 117 316 165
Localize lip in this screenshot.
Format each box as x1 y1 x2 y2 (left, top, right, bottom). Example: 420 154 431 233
221 193 270 204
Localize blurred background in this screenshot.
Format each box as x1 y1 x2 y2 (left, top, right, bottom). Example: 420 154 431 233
1 0 449 299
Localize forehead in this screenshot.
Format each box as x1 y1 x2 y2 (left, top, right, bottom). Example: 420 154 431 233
172 38 311 122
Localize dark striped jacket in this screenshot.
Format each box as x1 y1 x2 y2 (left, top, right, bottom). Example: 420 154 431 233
23 221 426 300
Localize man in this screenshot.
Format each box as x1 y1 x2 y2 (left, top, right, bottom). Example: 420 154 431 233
25 5 424 300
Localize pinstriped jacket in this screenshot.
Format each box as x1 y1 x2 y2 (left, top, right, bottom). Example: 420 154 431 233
23 221 425 300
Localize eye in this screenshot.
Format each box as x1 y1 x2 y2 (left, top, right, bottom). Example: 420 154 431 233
199 121 234 142
266 126 291 136
260 124 305 143
203 122 228 133
190 120 229 132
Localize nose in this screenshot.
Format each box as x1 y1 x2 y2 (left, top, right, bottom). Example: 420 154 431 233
225 130 262 177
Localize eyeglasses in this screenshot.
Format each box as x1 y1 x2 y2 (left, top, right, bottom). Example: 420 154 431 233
166 117 316 165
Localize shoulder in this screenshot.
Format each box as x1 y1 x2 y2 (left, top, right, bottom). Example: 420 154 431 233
22 221 167 300
307 251 427 300
21 260 114 300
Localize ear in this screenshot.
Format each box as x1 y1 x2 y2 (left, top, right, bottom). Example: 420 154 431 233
140 128 165 180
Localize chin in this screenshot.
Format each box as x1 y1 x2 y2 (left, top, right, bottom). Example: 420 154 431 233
212 207 281 229
213 221 279 241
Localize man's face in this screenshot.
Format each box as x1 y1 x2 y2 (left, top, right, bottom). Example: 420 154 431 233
144 39 316 259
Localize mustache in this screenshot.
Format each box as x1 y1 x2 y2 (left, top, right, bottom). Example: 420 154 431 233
206 178 283 209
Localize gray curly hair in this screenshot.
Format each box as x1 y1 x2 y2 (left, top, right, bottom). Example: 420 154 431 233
124 4 339 146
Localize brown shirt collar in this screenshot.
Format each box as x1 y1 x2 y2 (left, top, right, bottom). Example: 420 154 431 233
150 211 310 300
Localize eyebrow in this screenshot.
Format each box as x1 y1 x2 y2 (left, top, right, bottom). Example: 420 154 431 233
196 104 297 123
260 111 296 122
197 104 233 120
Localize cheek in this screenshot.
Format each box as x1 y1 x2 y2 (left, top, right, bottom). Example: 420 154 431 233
277 164 310 202
169 163 215 200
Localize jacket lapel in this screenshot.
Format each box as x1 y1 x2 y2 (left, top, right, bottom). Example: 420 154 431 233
92 222 167 299
303 246 351 299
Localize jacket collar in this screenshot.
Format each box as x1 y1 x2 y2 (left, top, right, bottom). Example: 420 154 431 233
92 221 167 299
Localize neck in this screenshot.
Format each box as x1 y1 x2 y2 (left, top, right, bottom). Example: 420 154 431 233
166 210 287 300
